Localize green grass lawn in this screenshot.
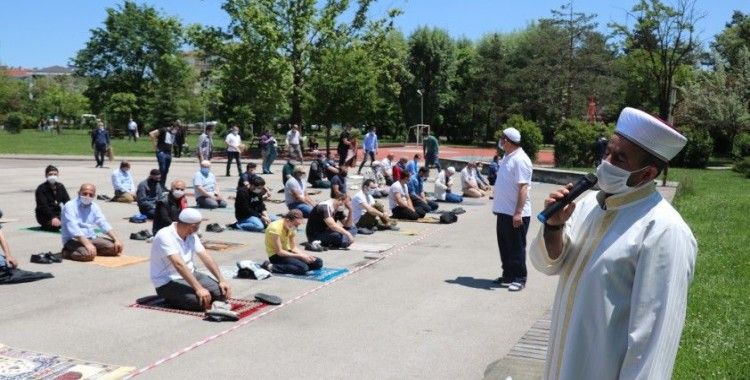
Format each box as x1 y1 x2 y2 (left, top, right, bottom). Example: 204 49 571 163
670 168 749 379
0 129 218 157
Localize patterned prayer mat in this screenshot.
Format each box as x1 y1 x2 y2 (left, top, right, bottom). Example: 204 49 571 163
273 267 349 282
202 240 245 252
87 255 148 268
0 343 134 380
129 296 268 320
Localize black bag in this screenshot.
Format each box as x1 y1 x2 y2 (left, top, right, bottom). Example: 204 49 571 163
439 212 458 224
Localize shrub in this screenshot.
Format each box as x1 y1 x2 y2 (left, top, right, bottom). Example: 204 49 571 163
671 125 713 168
553 119 614 167
733 156 750 178
3 112 34 134
731 132 750 160
495 114 543 162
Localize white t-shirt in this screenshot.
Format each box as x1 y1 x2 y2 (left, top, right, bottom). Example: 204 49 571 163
225 132 241 152
492 148 533 216
286 130 300 145
380 158 393 176
460 167 478 188
128 120 137 131
351 190 374 224
150 223 205 288
284 177 305 206
388 181 408 210
193 171 217 195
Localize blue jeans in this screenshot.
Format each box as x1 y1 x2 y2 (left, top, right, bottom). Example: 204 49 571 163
269 254 323 275
288 202 313 217
237 215 278 232
426 153 441 172
438 192 463 203
156 150 172 186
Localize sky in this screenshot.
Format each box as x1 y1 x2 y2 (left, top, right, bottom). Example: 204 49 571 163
0 0 747 68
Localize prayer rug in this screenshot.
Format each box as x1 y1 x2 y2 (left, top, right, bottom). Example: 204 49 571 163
274 267 349 282
202 240 245 252
347 242 394 253
266 198 286 204
0 343 134 380
87 255 148 268
129 296 268 320
399 216 440 224
21 226 103 234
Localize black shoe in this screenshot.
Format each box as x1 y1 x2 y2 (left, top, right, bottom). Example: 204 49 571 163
206 223 225 233
494 277 512 288
30 253 53 264
46 252 63 263
357 227 374 235
261 260 271 271
255 293 282 305
130 231 149 241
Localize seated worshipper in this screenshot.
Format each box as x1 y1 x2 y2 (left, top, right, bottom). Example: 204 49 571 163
435 166 464 203
475 162 492 190
323 153 341 181
137 169 166 218
193 161 227 209
488 155 501 185
330 166 349 199
61 184 124 262
389 171 425 220
35 165 71 230
368 162 390 198
153 179 188 235
405 154 421 177
461 162 488 198
284 167 316 217
281 159 295 186
150 208 232 311
261 209 323 275
111 161 137 203
352 179 393 231
235 176 277 232
305 193 356 249
0 217 18 269
238 162 261 189
307 152 333 188
380 154 396 185
408 167 439 214
392 157 408 182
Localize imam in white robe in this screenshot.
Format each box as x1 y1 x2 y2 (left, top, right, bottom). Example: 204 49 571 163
530 183 697 380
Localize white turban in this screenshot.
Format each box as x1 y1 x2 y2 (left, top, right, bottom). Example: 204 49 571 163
178 208 203 223
615 107 687 161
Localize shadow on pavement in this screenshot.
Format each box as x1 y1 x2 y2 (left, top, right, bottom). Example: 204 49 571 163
445 276 501 290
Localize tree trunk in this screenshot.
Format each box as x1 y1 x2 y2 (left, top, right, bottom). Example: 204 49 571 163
290 70 304 125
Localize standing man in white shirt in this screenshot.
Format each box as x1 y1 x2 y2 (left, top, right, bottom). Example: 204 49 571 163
492 127 533 292
530 107 696 380
285 124 304 163
225 125 242 177
127 118 138 141
111 161 136 203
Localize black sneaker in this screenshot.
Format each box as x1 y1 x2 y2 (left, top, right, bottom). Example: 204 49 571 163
494 277 512 288
206 223 225 233
46 252 63 263
30 253 53 264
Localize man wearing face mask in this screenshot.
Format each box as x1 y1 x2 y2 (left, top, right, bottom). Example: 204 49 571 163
261 210 321 275
285 167 316 217
492 127 533 292
149 121 178 186
530 107 697 380
330 166 349 198
408 166 439 214
91 122 110 168
136 169 166 218
153 179 188 235
235 176 276 232
35 165 71 231
193 161 227 209
305 193 356 249
352 179 394 232
225 125 243 177
61 183 123 262
150 208 232 311
111 161 136 203
197 124 214 163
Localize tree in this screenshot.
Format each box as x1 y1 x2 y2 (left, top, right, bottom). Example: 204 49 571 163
33 77 90 130
712 11 750 69
73 1 191 129
610 0 703 120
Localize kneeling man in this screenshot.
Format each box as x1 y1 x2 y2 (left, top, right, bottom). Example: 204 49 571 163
61 183 124 261
150 208 232 311
306 193 356 249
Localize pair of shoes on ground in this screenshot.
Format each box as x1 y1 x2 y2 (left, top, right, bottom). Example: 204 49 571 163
302 240 327 252
30 251 63 264
205 300 238 322
236 260 271 280
357 227 374 235
494 277 525 292
130 230 153 241
96 194 112 201
206 223 225 233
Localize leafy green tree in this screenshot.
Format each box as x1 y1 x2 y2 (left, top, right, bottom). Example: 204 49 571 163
74 0 191 129
712 11 750 69
0 72 31 117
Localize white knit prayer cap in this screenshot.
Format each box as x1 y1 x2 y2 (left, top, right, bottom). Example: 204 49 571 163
178 208 203 223
615 107 687 162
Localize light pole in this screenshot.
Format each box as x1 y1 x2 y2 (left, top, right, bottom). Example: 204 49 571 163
416 89 424 126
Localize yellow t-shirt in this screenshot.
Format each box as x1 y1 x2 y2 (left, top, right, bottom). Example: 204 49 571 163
264 219 295 257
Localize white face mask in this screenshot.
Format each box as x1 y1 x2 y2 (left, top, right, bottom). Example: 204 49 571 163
172 190 185 198
46 175 58 184
596 161 648 194
79 196 93 206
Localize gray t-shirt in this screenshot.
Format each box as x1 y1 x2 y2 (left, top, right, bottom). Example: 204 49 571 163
284 177 306 206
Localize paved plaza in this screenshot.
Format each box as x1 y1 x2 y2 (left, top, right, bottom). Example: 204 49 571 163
0 155 564 379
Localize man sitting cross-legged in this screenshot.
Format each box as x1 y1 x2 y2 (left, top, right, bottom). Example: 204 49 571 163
35 165 71 231
150 208 232 311
306 193 357 249
285 167 316 217
388 171 425 220
235 176 277 232
352 179 394 232
111 161 137 203
193 160 227 209
435 166 464 203
307 152 337 188
61 183 124 262
261 210 323 275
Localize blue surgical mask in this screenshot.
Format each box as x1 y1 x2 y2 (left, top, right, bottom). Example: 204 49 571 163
200 168 210 176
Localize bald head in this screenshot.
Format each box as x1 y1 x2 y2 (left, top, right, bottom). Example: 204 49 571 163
79 183 96 197
170 179 186 190
200 160 211 168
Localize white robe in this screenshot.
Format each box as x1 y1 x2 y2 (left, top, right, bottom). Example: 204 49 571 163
530 183 697 380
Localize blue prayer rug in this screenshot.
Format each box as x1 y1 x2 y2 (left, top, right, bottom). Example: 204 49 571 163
274 267 349 282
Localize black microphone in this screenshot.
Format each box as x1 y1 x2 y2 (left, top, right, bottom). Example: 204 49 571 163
537 173 598 224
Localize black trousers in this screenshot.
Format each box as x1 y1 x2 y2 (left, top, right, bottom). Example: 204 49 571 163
338 147 348 166
358 150 376 173
495 213 530 283
269 254 323 275
392 205 425 220
94 144 106 167
411 195 438 215
155 271 224 311
226 151 242 176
